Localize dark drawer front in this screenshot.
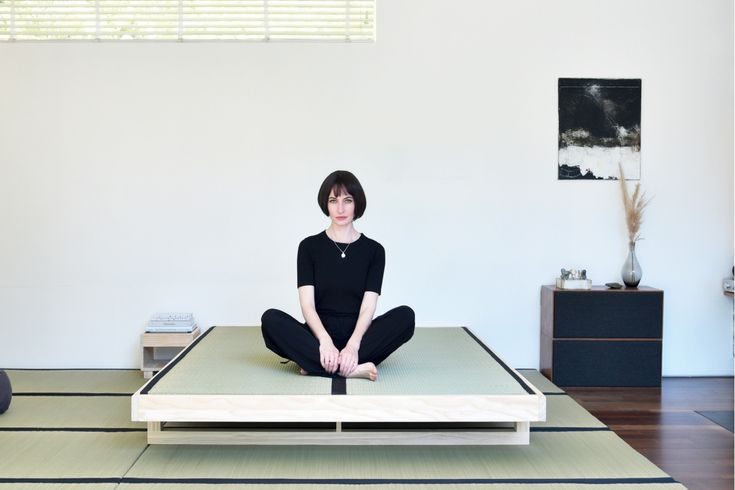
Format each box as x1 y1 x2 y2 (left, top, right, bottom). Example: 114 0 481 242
554 291 663 338
553 340 662 387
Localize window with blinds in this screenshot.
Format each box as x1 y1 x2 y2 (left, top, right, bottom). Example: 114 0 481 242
0 0 375 41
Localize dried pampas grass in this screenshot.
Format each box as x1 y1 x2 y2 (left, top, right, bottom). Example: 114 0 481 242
618 164 649 243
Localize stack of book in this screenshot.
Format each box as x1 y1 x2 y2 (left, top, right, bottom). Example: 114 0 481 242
146 312 197 333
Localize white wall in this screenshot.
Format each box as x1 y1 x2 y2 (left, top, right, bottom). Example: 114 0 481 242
0 0 732 375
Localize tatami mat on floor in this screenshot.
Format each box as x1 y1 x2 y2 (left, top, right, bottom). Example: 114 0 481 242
516 370 565 394
5 369 145 394
0 431 147 479
0 396 144 429
0 367 684 488
533 395 606 428
122 432 672 482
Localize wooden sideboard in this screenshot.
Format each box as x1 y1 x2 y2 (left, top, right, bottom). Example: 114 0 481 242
540 285 664 387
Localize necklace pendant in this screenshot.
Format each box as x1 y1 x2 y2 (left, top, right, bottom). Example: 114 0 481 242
341 253 346 258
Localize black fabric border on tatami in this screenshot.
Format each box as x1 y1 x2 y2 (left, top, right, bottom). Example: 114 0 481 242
530 427 610 432
0 478 121 484
13 392 132 397
117 477 680 485
1 368 140 371
331 376 346 395
0 427 146 432
461 327 535 395
0 477 681 485
140 326 216 395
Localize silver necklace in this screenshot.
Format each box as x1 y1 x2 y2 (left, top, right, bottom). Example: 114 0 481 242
328 230 355 258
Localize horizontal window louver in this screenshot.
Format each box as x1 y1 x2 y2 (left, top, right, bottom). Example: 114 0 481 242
11 0 97 40
182 1 265 40
0 1 10 40
0 0 374 41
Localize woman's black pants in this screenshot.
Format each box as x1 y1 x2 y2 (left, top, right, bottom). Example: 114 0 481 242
261 306 415 377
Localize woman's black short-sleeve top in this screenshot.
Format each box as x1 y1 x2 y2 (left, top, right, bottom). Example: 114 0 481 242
297 231 385 316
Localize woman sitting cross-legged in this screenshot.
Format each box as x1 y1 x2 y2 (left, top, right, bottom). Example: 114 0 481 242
261 170 415 380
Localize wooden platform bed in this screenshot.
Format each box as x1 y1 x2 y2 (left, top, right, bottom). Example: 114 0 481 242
132 326 545 446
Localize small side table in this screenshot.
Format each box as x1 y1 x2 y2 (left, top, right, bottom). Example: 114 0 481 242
141 327 200 379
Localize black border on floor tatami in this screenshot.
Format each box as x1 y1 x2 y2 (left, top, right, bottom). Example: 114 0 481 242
13 392 132 396
0 477 680 485
0 427 146 432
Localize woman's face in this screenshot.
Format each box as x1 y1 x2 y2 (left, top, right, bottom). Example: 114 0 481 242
327 187 355 225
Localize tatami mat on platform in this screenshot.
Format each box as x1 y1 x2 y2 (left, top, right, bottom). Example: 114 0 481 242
347 328 527 395
149 327 332 395
124 432 670 481
0 396 144 429
6 369 145 394
517 370 565 394
0 432 146 479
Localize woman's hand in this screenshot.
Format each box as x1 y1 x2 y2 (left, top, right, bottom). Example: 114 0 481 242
319 338 340 374
338 342 360 377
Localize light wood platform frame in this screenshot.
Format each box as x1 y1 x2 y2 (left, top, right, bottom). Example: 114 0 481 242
132 327 546 446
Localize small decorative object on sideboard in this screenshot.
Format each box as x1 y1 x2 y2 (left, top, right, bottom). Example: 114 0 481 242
556 268 592 290
618 163 650 288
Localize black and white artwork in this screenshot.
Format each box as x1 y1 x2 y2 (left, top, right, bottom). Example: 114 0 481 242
558 78 641 180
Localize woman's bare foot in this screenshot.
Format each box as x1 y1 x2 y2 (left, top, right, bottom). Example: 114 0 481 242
299 368 308 375
346 362 378 381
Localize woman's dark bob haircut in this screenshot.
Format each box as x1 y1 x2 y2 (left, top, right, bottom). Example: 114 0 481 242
317 170 367 220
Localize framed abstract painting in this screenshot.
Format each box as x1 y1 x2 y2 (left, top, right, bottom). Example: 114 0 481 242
558 78 641 180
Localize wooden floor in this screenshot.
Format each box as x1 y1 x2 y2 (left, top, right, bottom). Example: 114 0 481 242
566 377 734 490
